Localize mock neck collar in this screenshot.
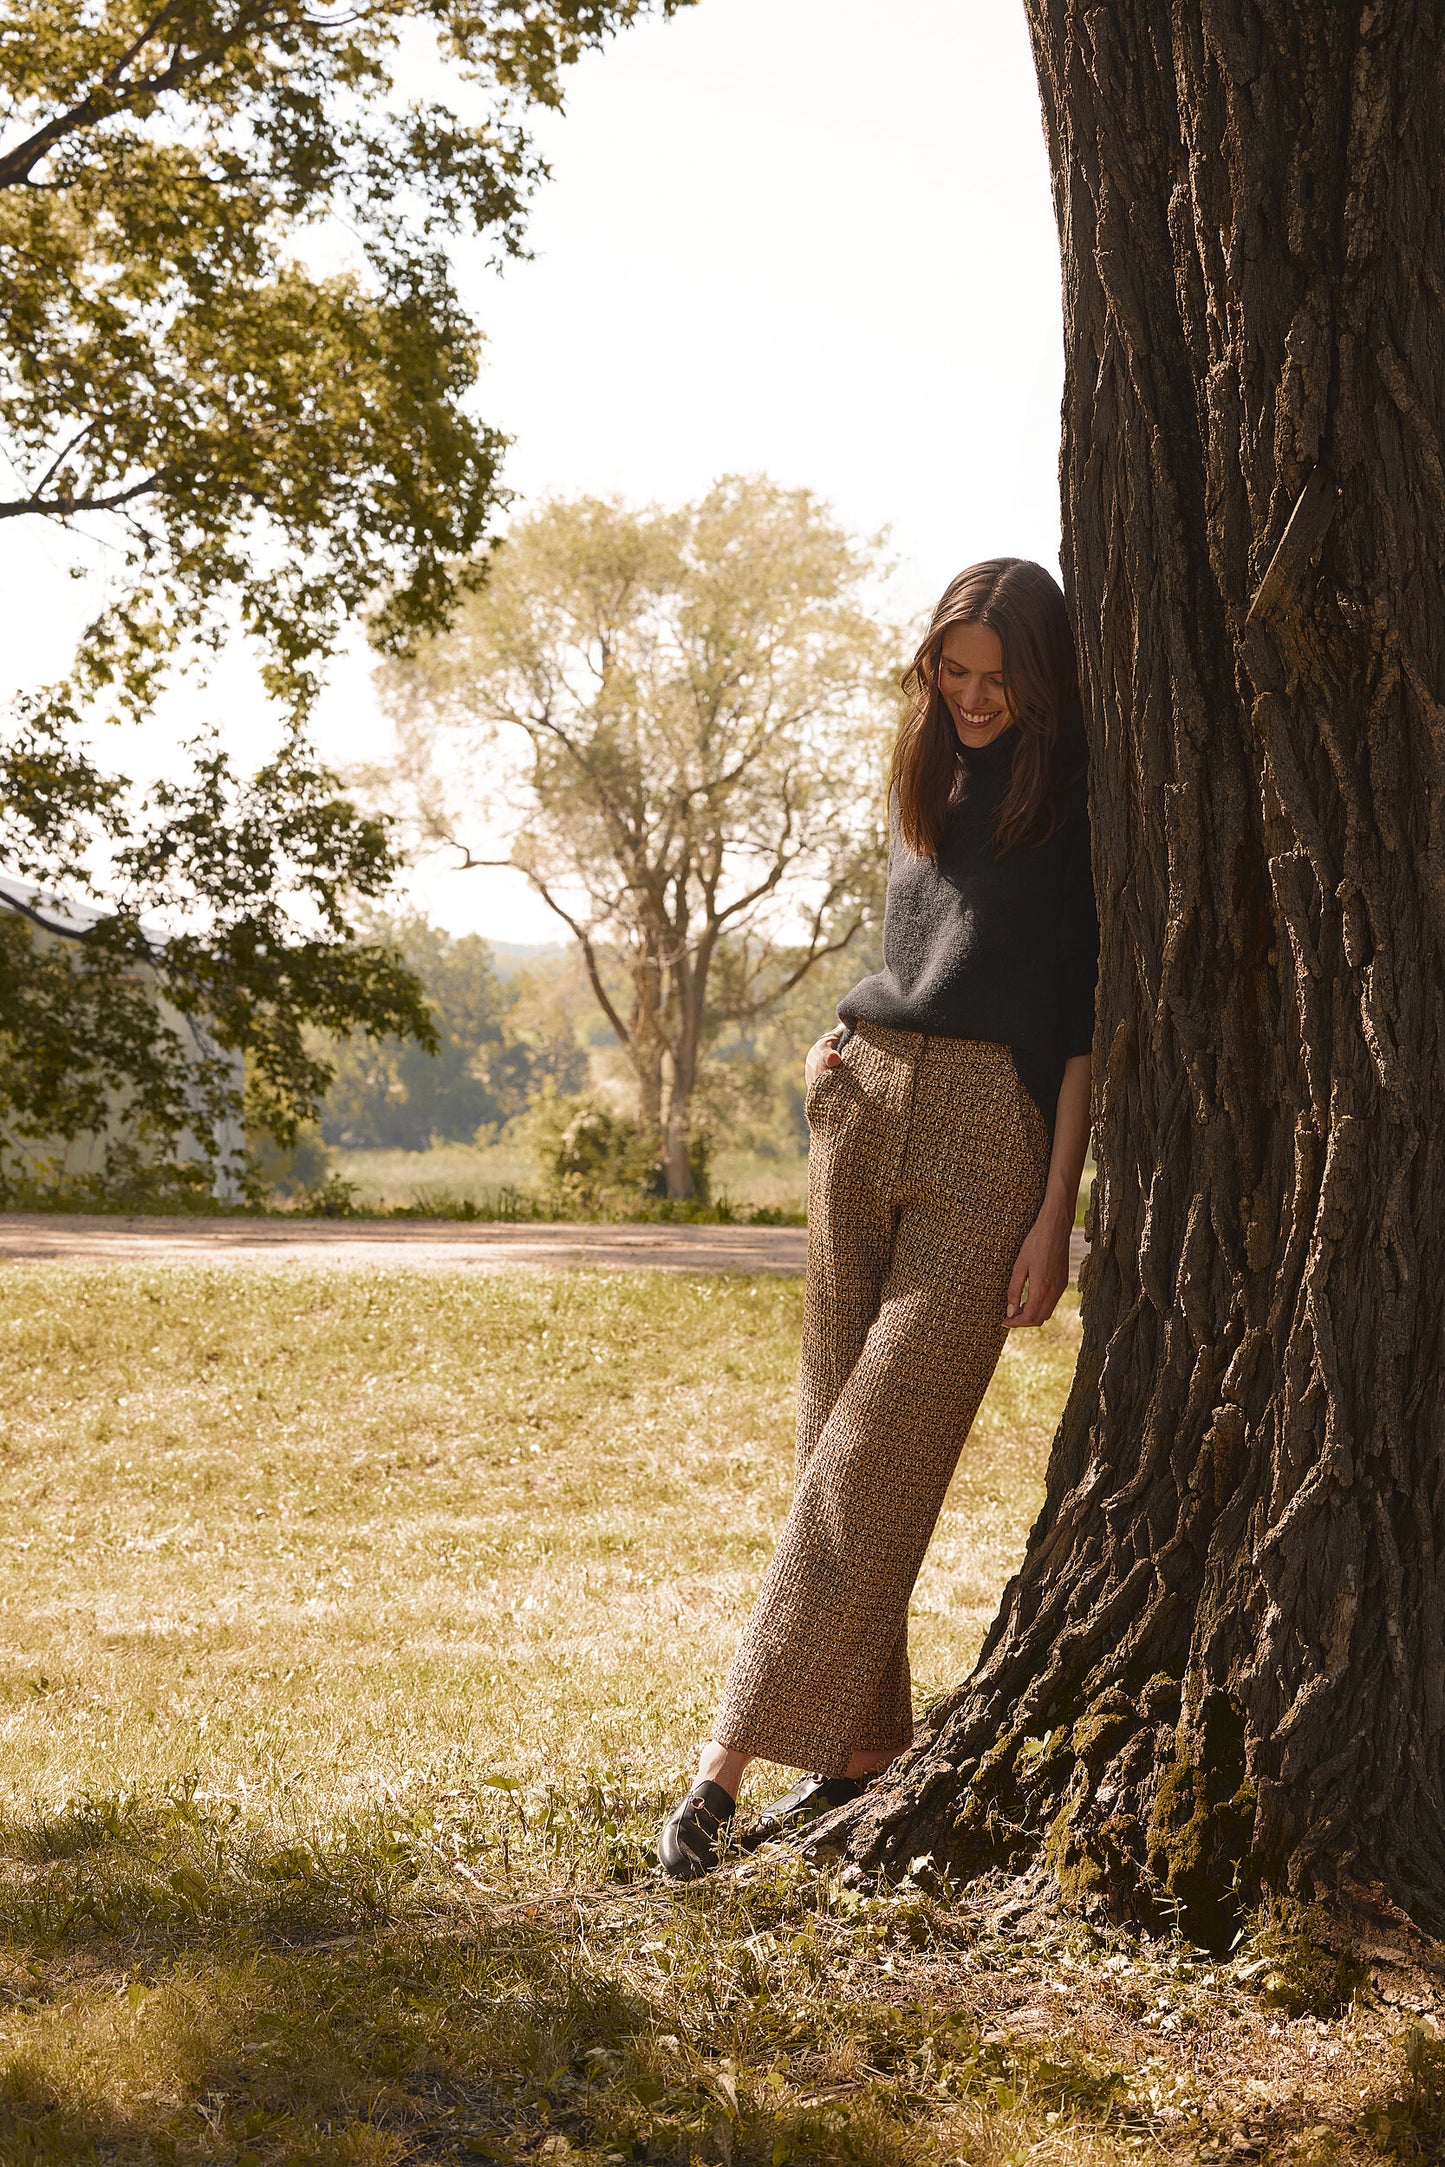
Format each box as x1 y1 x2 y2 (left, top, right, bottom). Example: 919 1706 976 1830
956 723 1018 780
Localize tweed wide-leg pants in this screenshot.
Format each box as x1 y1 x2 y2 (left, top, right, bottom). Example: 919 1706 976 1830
712 1024 1051 1777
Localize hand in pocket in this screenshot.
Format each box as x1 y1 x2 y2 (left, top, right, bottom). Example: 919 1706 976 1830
804 1032 845 1092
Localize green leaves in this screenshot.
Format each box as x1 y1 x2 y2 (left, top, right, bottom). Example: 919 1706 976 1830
0 908 210 1157
0 1 692 1181
0 730 434 1182
320 912 583 1149
1 0 692 717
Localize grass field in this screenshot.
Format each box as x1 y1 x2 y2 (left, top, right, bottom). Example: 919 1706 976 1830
0 1264 1436 2166
332 1146 811 1219
325 1147 1081 1230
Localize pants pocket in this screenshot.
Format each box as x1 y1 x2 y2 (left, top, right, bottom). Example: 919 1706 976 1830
804 1049 849 1124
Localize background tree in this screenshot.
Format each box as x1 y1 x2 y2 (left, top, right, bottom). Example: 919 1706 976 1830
1 0 683 1180
379 480 896 1197
320 914 586 1150
822 5 1445 1944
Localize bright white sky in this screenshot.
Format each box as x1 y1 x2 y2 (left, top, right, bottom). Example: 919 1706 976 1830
2 0 1063 944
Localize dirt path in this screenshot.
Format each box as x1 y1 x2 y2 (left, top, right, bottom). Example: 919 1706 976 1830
0 1212 810 1275
0 1213 1089 1280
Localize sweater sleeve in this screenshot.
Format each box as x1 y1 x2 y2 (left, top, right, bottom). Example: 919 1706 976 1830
1058 775 1099 1059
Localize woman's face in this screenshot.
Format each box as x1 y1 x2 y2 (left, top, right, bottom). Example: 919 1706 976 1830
939 621 1013 749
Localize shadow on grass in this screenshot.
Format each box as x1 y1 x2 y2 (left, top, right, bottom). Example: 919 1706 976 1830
0 1781 1128 2167
4 1788 1445 2166
0 1777 663 1959
0 1781 766 2165
0 1915 1140 2167
0 1926 666 2167
0 1781 661 2166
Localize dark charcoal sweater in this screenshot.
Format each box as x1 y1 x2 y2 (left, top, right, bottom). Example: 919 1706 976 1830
838 727 1098 1141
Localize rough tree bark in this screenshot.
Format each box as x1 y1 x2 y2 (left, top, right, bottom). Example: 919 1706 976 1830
817 4 1445 1944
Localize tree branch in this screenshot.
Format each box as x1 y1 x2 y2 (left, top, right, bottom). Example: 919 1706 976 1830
0 886 89 943
22 417 102 506
522 709 650 871
0 472 168 521
0 1 274 190
526 875 633 1053
445 843 634 1052
769 909 868 1000
709 790 799 929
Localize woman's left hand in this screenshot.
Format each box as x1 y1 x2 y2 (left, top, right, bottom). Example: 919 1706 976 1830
1005 1206 1071 1329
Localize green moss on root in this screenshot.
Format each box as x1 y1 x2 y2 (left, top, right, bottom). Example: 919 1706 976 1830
1146 1695 1256 1949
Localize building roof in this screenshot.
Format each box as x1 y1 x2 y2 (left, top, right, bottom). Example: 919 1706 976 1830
0 872 164 951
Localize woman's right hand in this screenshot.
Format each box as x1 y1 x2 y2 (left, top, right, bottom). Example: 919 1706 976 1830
804 1031 845 1091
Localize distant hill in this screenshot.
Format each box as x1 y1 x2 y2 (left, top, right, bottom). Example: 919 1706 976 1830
485 938 569 979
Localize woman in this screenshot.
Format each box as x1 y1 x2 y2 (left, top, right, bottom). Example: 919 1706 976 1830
658 558 1098 1879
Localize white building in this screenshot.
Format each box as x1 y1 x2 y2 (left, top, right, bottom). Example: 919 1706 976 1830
0 873 245 1199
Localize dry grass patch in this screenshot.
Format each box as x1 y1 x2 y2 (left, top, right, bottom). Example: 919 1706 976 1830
0 1265 1439 2166
332 1145 811 1220
0 1267 1065 1817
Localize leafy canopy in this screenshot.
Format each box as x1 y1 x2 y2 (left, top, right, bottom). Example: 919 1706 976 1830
1 0 689 715
0 728 436 1193
0 0 687 1189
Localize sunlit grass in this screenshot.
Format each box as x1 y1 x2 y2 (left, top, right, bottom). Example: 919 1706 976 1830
332 1141 812 1219
328 1144 1066 1227
0 1267 1433 2165
334 1139 536 1207
0 1267 1068 1823
708 1150 810 1217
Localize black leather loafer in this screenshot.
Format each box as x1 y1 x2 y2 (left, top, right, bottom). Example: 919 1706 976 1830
737 1773 865 1852
658 1778 737 1880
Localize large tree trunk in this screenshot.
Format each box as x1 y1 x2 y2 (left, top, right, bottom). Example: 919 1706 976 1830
822 4 1445 1945
661 1057 696 1201
661 942 706 1202
625 934 667 1151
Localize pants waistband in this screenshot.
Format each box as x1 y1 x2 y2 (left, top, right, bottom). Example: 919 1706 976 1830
843 1020 1013 1063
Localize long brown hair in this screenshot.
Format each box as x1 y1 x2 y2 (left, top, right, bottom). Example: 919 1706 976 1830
890 558 1083 859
